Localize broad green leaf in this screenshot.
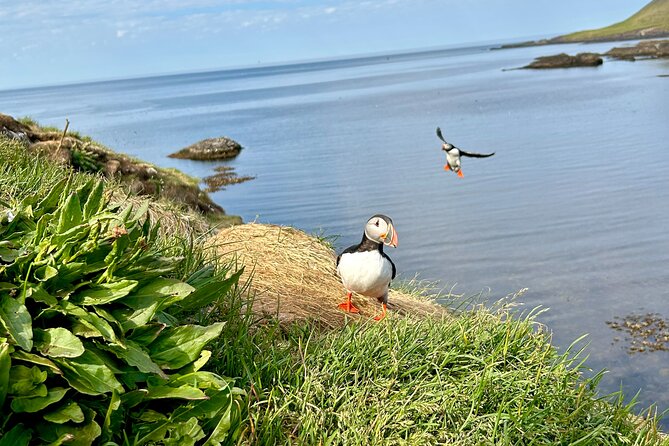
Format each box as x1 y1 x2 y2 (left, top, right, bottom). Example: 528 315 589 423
50 223 90 247
82 180 105 219
0 341 10 406
0 423 32 446
8 364 47 396
135 387 234 445
0 295 32 351
204 392 237 446
71 321 100 339
43 401 85 424
58 302 118 343
55 350 124 396
129 323 166 346
112 303 159 332
169 370 228 391
34 264 58 282
11 350 62 374
34 214 49 243
28 286 58 306
148 323 224 370
105 340 166 378
103 234 130 265
192 350 211 372
180 269 243 311
11 386 68 413
34 328 85 358
35 177 68 217
0 245 19 263
164 417 205 446
123 278 195 310
139 409 168 422
54 262 86 285
56 193 83 233
138 416 205 446
146 384 207 400
120 389 149 408
73 279 138 305
36 414 101 446
0 281 17 290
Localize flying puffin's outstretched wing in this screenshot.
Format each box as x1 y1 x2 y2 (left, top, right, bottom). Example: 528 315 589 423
459 149 495 158
436 127 448 144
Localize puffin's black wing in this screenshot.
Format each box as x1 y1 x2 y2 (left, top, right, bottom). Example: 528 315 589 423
380 252 396 280
436 127 448 144
459 150 495 158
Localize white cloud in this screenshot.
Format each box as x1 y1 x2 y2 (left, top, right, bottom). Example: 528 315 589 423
116 29 128 38
324 7 336 14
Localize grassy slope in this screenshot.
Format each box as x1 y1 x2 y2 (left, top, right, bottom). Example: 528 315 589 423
2 136 668 444
559 0 669 42
212 303 668 445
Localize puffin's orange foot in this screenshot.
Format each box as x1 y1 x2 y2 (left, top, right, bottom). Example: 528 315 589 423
338 302 360 313
373 303 387 321
457 170 464 178
444 164 450 171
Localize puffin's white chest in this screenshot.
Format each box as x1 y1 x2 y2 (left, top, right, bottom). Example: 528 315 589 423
337 250 393 298
447 149 461 168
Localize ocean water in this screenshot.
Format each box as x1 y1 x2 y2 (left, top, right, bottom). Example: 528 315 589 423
2 40 669 424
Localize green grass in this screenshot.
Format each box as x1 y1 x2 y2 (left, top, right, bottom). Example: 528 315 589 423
560 0 669 41
210 305 667 445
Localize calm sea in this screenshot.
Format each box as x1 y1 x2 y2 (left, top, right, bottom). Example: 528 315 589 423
2 40 669 424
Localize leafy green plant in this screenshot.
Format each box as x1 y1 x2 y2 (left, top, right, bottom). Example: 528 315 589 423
0 178 244 445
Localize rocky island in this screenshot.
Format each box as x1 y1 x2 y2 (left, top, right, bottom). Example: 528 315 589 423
168 136 242 160
521 39 669 69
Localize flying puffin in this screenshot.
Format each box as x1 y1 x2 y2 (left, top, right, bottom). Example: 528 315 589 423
437 127 495 177
336 214 398 321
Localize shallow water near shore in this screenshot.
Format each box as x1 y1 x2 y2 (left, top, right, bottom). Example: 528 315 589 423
3 39 669 425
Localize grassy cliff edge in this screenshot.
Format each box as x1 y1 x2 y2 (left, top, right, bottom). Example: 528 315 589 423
1 128 667 444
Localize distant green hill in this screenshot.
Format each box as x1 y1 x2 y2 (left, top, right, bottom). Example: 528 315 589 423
557 0 669 42
502 0 669 48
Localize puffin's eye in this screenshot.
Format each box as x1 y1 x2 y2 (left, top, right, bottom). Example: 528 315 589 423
374 220 380 227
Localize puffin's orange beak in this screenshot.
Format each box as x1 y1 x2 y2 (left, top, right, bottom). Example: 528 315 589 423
383 225 398 248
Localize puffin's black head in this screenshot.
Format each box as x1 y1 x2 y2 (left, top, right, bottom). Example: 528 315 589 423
364 214 398 248
436 127 455 152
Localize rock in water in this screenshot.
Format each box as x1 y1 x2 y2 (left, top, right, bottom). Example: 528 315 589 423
606 39 669 61
523 52 603 69
168 137 242 160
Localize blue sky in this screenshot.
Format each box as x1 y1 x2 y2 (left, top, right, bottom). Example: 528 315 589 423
1 0 649 89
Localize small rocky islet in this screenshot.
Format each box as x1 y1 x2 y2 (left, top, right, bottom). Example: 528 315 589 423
521 39 669 69
168 136 242 160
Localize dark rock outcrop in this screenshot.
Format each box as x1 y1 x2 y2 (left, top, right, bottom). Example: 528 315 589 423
168 137 242 160
523 52 603 69
605 39 669 60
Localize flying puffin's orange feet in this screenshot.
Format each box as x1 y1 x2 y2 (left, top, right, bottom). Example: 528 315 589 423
373 303 388 321
338 302 360 313
457 170 464 178
444 164 450 171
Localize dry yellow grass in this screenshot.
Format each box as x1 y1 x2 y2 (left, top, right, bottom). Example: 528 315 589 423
207 223 449 328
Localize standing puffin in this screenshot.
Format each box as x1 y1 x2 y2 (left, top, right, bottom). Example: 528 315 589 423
336 214 398 321
437 127 495 177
